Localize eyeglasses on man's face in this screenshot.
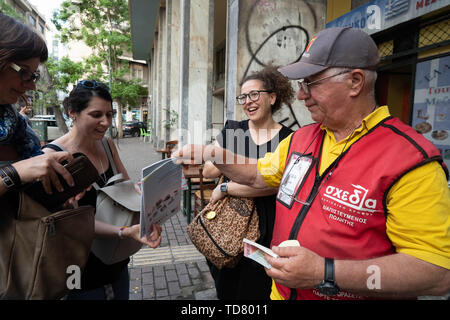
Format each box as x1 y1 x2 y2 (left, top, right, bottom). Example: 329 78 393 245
76 80 110 91
236 90 271 105
10 62 40 83
297 69 351 95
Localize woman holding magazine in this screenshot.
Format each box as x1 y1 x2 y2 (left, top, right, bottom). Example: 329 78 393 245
43 81 162 300
202 66 295 299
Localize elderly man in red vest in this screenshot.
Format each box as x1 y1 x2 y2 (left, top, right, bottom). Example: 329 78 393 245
174 27 450 300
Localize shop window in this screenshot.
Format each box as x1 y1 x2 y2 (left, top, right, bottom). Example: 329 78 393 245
378 40 394 58
419 19 450 48
351 0 371 10
394 26 417 53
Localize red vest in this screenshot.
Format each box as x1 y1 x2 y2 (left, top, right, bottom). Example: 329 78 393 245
272 116 448 300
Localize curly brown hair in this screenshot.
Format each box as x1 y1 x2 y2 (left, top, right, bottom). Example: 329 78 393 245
240 65 295 113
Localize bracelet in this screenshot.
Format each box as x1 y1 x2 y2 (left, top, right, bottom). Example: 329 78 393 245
118 226 127 239
0 164 21 191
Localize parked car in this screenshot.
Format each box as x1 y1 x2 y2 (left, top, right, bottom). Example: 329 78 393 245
122 121 147 137
30 115 65 142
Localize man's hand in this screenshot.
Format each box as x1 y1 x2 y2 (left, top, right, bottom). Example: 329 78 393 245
171 144 206 165
265 245 324 290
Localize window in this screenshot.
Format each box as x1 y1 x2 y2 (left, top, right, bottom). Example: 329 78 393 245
28 15 36 27
419 19 450 48
133 66 143 80
351 0 371 9
214 45 225 88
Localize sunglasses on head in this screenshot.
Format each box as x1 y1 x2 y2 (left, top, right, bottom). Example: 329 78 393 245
76 80 110 91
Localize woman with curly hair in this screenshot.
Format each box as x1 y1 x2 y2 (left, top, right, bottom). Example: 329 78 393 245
202 65 295 299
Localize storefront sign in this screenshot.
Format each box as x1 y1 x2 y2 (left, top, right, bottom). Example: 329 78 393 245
326 0 450 34
412 55 450 171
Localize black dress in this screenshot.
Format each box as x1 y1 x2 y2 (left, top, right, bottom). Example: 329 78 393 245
208 120 293 300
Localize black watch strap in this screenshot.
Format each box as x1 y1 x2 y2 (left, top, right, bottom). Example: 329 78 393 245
324 257 335 282
0 165 21 191
316 257 340 296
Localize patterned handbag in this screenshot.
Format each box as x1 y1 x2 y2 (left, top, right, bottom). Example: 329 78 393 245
187 188 260 269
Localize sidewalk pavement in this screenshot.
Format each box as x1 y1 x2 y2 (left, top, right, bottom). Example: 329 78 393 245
116 136 217 300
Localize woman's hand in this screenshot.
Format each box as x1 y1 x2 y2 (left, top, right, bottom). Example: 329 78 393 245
210 184 226 205
123 223 162 248
61 185 92 208
12 151 74 194
134 182 142 195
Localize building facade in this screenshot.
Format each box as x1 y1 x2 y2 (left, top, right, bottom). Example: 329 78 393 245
129 0 326 148
129 0 448 159
3 0 47 38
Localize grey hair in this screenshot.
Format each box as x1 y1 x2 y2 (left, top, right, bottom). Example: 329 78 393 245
329 67 377 96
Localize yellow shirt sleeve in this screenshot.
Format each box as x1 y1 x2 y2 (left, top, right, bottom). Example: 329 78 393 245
386 161 450 269
257 133 293 188
270 280 285 300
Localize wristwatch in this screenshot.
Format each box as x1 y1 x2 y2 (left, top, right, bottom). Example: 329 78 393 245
316 258 340 296
0 165 21 191
219 182 228 193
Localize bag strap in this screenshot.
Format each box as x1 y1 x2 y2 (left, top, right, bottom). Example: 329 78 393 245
42 142 66 152
104 173 125 186
101 137 118 175
92 138 122 190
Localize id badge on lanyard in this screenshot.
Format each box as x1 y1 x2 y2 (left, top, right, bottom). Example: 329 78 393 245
277 153 315 208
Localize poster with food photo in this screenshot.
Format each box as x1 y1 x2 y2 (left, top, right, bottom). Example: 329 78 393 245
412 55 450 171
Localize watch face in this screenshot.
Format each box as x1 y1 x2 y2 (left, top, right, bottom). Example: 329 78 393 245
2 175 14 188
220 183 227 193
321 286 339 296
317 281 339 296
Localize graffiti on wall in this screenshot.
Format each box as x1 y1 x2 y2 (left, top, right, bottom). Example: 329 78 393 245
242 0 320 130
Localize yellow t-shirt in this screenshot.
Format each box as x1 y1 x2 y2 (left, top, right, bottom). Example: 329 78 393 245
258 106 450 299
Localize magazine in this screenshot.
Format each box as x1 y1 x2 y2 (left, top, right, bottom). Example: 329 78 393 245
140 158 182 238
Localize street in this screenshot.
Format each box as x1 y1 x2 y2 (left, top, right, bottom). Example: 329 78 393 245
115 136 217 300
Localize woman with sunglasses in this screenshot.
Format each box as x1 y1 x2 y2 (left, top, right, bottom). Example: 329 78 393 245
0 13 76 199
202 66 295 300
42 81 162 300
